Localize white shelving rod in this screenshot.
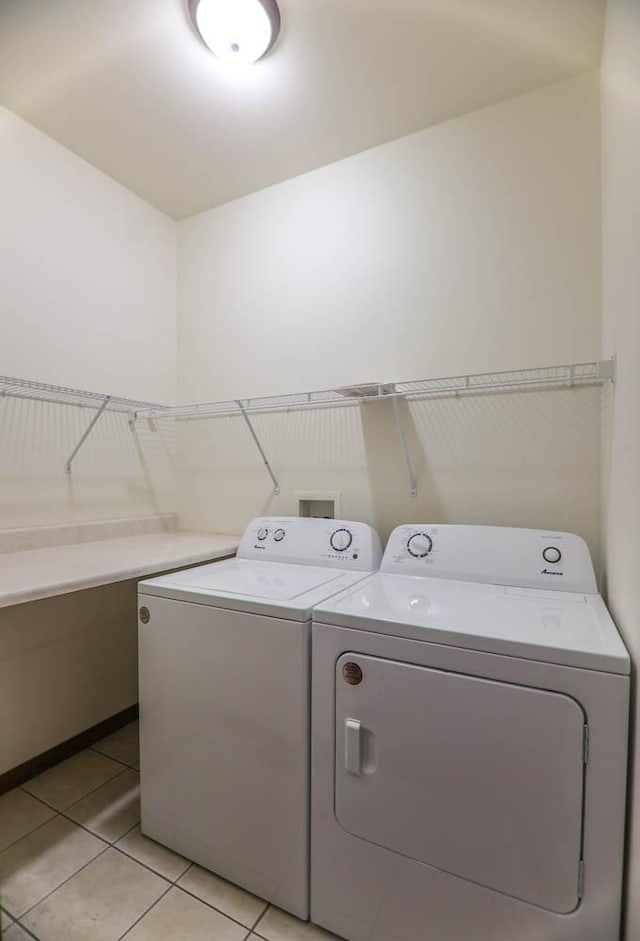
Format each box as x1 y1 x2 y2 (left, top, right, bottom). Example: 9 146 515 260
65 397 111 474
391 395 418 498
237 401 280 496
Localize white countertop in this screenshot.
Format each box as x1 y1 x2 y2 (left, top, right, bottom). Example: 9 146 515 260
0 532 239 609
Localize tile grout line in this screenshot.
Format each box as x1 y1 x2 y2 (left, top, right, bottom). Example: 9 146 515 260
115 882 174 941
20 762 134 816
11 841 113 925
113 870 265 940
250 902 271 932
12 919 40 940
0 811 61 858
89 746 134 769
90 742 140 770
109 842 190 885
57 774 141 838
166 881 269 933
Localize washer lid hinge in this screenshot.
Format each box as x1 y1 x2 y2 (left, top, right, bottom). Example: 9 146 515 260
583 724 589 765
578 859 585 899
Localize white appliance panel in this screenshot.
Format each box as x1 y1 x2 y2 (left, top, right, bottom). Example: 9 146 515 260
382 524 597 593
139 596 309 916
311 525 628 941
238 516 381 571
139 515 382 921
313 573 629 674
311 624 630 941
334 653 585 913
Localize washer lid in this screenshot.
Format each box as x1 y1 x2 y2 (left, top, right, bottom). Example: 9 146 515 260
180 560 342 599
313 572 630 674
139 558 369 620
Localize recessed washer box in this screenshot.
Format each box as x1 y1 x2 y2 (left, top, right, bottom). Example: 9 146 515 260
296 491 342 519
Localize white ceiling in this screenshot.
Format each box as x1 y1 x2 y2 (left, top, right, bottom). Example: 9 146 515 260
0 0 605 220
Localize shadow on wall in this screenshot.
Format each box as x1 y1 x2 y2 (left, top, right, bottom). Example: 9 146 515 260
0 397 176 529
360 397 444 536
176 385 602 569
176 405 374 534
361 387 601 564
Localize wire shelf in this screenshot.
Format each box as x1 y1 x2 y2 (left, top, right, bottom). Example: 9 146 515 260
395 360 614 400
1 360 613 484
137 360 614 421
0 375 166 414
0 360 614 422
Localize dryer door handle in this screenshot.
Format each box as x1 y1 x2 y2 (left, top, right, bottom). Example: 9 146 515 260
345 718 362 775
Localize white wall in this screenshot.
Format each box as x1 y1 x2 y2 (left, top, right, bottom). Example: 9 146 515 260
601 0 640 937
0 108 177 528
177 74 603 554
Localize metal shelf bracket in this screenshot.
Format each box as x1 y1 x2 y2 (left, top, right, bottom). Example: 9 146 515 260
391 395 417 497
596 357 616 382
237 401 280 495
65 396 111 475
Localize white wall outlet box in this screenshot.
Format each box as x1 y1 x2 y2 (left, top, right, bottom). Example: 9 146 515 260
296 492 342 519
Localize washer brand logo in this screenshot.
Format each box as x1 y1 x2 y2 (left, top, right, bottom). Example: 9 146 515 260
253 544 266 550
541 569 563 576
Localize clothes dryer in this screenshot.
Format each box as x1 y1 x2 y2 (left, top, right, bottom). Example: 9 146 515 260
311 524 629 941
138 516 381 919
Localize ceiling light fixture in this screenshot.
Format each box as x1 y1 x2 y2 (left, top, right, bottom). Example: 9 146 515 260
188 0 281 65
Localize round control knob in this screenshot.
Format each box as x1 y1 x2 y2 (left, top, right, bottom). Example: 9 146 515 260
330 528 353 552
407 533 433 558
257 528 269 541
273 528 285 542
543 546 562 565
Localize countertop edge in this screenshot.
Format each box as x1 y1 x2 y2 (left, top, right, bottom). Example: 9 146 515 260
0 539 239 610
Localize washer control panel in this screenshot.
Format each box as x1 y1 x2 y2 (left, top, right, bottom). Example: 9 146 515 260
238 517 382 572
381 524 597 593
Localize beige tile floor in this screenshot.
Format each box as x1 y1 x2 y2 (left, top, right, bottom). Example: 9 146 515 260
0 722 341 941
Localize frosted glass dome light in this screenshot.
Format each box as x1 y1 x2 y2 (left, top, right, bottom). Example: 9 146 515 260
188 0 281 65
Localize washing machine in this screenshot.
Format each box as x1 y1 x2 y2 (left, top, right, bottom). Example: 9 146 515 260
311 524 630 941
137 515 381 919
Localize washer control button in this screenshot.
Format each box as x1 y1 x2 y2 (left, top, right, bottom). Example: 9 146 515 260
330 528 353 552
407 533 433 558
273 528 285 542
542 546 562 565
257 528 269 541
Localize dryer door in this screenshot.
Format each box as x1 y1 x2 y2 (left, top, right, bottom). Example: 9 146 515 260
335 653 586 914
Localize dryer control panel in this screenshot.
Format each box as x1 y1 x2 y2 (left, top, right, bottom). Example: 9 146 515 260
381 524 598 594
238 517 382 572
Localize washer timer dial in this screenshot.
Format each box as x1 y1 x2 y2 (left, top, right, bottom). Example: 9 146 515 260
330 528 353 552
257 528 269 541
273 529 285 542
407 533 433 558
542 546 562 565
